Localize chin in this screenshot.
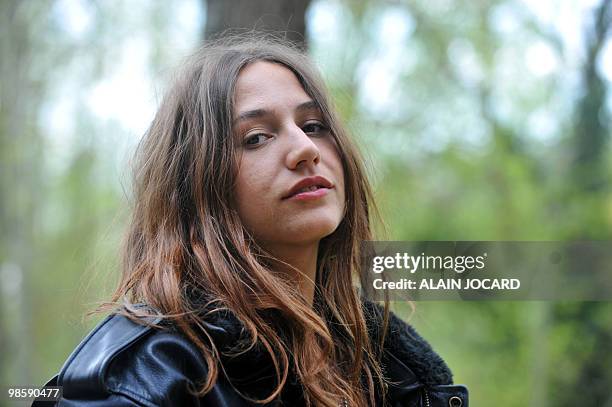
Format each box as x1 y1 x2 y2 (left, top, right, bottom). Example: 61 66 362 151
291 216 342 242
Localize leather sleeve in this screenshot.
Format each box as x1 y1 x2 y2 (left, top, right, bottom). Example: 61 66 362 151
101 330 209 406
33 391 148 407
56 393 148 407
45 313 221 407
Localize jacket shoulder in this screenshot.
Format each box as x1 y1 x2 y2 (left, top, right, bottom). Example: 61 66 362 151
58 312 160 394
57 311 211 406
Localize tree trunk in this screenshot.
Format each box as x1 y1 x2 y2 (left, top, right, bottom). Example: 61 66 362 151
203 0 312 47
0 0 51 386
561 1 612 405
572 0 611 191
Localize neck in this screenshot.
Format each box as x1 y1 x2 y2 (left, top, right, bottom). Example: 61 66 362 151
263 242 319 307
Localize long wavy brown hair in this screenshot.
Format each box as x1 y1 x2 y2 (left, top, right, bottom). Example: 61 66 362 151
102 33 390 407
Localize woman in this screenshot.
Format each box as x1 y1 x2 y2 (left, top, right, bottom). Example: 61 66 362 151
37 34 468 407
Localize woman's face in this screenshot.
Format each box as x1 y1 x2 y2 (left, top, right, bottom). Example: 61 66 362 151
232 61 345 251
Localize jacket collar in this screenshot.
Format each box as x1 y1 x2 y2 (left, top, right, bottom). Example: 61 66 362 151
197 298 453 386
362 299 453 386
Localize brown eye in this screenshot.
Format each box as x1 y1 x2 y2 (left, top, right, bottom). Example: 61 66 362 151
302 122 329 135
244 133 271 147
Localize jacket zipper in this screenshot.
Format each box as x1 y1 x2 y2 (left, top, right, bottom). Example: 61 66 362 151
422 387 431 407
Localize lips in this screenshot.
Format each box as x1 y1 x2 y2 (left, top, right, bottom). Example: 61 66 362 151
283 176 334 199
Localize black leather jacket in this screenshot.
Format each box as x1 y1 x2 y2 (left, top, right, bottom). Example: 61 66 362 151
34 301 468 406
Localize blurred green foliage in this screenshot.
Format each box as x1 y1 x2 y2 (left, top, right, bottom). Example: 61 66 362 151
1 0 611 406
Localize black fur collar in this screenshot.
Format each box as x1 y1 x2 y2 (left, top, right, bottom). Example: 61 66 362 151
198 299 453 386
362 299 453 386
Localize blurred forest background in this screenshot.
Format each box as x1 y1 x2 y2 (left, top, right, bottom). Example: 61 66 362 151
1 0 612 405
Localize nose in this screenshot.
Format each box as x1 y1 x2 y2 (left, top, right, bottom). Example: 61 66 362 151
285 125 321 170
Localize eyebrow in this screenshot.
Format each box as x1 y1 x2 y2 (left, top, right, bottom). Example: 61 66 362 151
233 100 321 125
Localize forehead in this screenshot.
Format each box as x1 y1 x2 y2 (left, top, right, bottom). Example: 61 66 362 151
233 61 311 111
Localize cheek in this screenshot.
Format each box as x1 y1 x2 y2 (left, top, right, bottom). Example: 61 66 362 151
322 144 346 207
233 158 275 228
235 170 258 212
